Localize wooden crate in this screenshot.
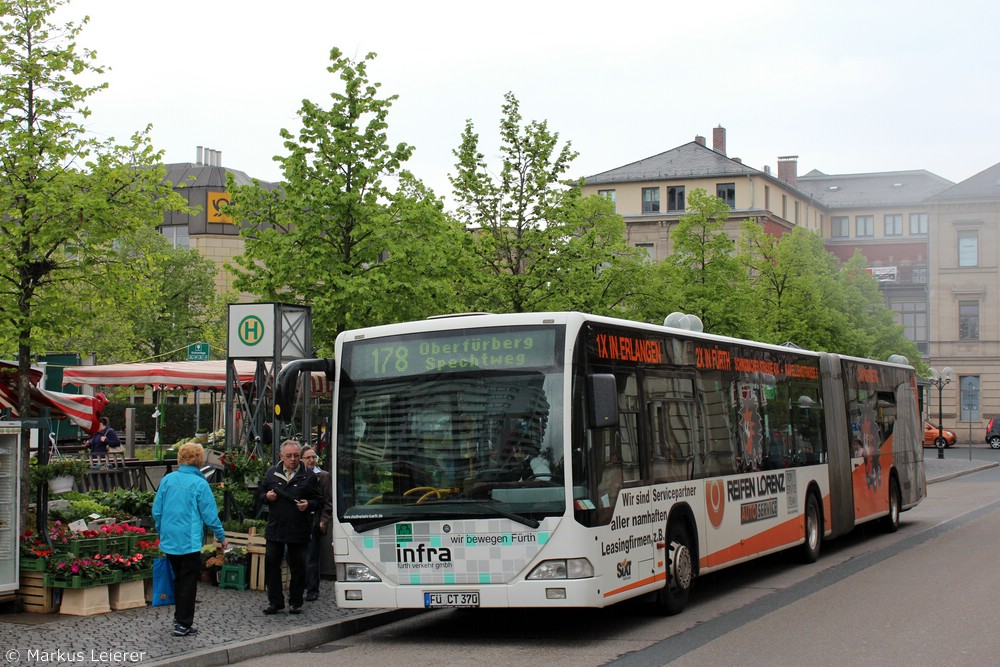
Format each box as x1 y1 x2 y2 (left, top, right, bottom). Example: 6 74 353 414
17 571 57 614
249 553 289 592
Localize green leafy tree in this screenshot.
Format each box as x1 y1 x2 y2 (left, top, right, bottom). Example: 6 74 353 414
837 252 924 367
0 0 187 518
739 225 923 366
451 93 647 314
53 226 225 362
738 223 837 346
227 48 467 351
652 188 754 336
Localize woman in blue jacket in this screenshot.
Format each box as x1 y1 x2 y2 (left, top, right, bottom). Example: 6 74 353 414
153 443 228 637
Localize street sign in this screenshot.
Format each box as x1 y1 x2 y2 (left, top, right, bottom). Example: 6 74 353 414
187 342 210 361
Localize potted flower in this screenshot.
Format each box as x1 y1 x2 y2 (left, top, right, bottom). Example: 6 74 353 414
221 449 269 488
200 544 224 584
19 530 54 571
45 553 117 588
30 457 89 494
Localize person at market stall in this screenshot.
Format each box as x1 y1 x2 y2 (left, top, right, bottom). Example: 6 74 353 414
301 445 333 601
87 416 121 454
257 439 322 615
153 442 228 637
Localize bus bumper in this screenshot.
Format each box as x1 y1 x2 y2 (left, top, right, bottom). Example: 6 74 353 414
335 578 611 609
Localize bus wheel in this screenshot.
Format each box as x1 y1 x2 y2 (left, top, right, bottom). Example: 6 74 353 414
881 476 901 533
800 492 822 563
657 522 693 615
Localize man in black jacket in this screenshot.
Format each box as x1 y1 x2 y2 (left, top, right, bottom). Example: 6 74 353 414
257 439 321 615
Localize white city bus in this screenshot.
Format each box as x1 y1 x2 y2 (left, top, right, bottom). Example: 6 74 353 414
276 311 924 613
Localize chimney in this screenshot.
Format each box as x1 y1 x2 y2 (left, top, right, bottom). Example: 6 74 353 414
695 135 706 147
197 146 204 165
732 157 742 164
764 165 771 175
777 156 798 186
713 125 726 156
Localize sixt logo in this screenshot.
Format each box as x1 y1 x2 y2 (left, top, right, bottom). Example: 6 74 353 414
616 558 632 579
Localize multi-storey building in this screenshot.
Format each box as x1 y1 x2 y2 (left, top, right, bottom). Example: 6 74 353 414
924 163 1000 438
582 127 1000 437
159 147 278 298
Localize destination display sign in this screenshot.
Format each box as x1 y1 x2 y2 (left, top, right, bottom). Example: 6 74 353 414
346 327 560 380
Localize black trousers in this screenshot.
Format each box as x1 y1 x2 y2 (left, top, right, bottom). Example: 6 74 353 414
264 540 308 608
167 552 201 628
306 524 323 597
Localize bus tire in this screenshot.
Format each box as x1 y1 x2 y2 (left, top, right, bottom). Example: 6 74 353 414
881 475 901 533
800 491 822 563
657 522 693 615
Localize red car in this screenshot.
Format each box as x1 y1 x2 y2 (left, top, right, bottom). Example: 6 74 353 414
924 422 957 448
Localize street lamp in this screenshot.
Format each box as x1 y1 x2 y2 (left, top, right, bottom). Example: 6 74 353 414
928 367 954 460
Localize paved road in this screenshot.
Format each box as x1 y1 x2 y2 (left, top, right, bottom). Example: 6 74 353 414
0 456 993 667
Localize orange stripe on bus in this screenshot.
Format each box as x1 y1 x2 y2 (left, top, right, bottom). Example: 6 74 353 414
700 513 805 569
603 572 667 598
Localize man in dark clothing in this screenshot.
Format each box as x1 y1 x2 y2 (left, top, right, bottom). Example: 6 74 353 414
257 439 321 615
301 445 333 601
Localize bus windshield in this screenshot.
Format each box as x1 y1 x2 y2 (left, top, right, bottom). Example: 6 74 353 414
337 327 566 528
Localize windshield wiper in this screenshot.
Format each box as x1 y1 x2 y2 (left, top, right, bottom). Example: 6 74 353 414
350 517 401 533
348 501 540 531
416 499 541 528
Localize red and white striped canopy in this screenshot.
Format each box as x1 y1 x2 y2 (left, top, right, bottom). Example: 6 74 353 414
62 360 259 390
0 361 108 434
62 360 332 394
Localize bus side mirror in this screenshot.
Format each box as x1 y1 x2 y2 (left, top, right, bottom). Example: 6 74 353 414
587 374 619 429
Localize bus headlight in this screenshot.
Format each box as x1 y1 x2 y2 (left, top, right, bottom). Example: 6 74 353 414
337 562 382 582
526 558 594 580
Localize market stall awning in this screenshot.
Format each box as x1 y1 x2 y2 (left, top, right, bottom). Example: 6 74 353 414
0 361 107 433
62 359 332 394
62 360 260 390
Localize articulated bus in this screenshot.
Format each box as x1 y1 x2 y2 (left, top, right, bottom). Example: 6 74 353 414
276 311 924 614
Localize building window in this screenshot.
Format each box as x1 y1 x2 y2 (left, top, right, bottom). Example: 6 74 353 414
764 185 770 210
794 200 800 224
959 376 980 423
856 215 874 237
716 183 735 208
909 213 928 235
958 230 978 267
831 216 849 237
781 195 787 219
636 243 654 262
160 225 189 249
667 186 685 211
598 189 616 211
884 214 903 236
642 187 660 214
891 300 927 347
959 300 979 340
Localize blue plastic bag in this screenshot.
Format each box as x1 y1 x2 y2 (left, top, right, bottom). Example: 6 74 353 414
152 556 175 607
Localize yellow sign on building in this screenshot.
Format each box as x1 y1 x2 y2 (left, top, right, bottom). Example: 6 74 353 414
207 192 233 223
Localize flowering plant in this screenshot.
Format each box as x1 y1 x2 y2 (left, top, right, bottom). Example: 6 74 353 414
19 530 54 559
48 522 102 547
221 449 269 485
201 544 224 569
47 554 112 580
100 552 148 572
223 546 248 566
136 538 160 555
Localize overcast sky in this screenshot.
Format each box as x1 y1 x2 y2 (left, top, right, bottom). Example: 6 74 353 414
66 0 1000 205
